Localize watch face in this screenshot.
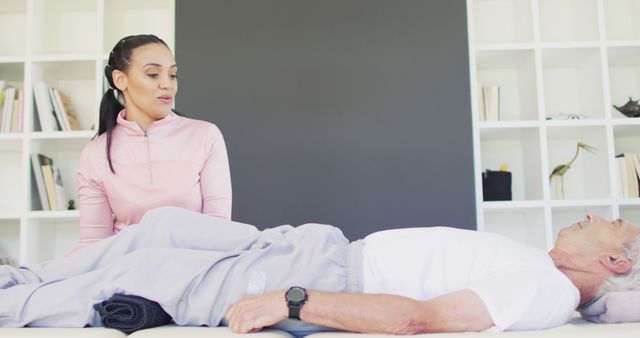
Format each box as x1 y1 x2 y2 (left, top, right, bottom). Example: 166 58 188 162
287 288 306 302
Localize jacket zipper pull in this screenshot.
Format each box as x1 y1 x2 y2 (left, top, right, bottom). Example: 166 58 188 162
145 132 153 186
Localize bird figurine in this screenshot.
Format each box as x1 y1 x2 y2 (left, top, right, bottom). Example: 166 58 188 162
549 142 597 199
613 97 640 118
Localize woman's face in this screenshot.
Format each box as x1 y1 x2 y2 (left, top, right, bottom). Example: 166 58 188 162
116 43 177 123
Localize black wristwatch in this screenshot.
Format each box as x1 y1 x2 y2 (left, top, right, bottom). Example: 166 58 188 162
285 286 308 320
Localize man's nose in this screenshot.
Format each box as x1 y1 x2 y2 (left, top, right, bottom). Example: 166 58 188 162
621 219 640 231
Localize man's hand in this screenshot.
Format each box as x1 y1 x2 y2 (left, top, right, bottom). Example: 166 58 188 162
225 290 288 333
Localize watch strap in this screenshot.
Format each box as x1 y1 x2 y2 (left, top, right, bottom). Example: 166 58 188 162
288 304 302 320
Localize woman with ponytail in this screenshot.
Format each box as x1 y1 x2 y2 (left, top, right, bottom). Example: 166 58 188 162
72 35 232 252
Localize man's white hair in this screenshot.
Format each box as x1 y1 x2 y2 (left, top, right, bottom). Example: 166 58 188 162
598 234 640 296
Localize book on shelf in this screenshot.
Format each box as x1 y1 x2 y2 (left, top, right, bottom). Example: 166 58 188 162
41 162 58 210
10 90 23 132
53 166 68 210
33 81 61 132
633 154 640 198
0 91 3 130
18 89 24 132
0 85 20 133
1 87 14 132
9 97 19 132
0 88 5 132
616 153 640 198
49 87 66 132
31 153 69 211
31 153 51 211
5 89 22 133
478 85 501 121
50 88 81 131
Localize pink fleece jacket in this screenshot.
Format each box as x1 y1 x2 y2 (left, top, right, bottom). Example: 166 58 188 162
75 110 232 249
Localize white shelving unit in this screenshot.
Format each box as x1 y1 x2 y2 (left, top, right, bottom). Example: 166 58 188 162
0 0 174 265
468 0 640 250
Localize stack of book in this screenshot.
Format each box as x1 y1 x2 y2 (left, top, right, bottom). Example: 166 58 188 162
616 153 640 198
0 81 24 133
33 81 81 132
478 84 501 121
31 153 69 211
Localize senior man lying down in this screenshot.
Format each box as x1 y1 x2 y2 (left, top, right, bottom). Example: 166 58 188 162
0 207 638 335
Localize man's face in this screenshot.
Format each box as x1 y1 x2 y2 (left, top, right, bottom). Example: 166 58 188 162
555 213 640 258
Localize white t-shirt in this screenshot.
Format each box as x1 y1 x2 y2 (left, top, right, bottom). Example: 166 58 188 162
361 227 580 331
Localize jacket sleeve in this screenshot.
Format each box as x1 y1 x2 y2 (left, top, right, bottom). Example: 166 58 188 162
70 142 115 254
200 124 232 220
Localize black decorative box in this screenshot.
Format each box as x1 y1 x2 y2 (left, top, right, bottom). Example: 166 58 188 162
482 170 512 201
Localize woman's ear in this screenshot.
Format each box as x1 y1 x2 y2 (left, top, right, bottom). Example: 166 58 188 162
112 69 127 91
599 253 632 275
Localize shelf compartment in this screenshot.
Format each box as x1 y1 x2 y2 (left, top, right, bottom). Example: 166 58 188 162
603 0 640 41
0 139 23 214
0 220 20 266
608 46 640 118
480 127 543 201
27 138 89 212
31 0 98 55
30 60 97 132
546 125 610 200
0 62 25 135
613 124 640 154
613 125 640 199
104 0 174 53
551 205 612 244
21 220 78 263
476 49 538 121
471 0 533 44
620 205 640 225
0 62 24 90
538 0 599 42
483 207 546 249
0 0 26 57
542 48 605 119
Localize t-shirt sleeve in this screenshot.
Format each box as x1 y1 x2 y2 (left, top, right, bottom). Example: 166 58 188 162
468 266 578 331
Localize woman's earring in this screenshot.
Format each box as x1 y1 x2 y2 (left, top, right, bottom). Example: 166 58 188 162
113 89 126 106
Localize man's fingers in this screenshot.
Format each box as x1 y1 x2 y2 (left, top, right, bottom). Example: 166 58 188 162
225 303 235 321
229 309 261 333
226 291 285 333
227 296 259 333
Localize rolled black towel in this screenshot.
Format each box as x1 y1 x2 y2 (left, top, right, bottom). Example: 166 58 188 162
93 294 173 334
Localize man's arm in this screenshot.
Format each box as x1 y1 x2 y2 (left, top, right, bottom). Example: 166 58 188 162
225 289 494 334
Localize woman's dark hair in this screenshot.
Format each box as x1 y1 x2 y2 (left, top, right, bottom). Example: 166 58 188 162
98 34 170 174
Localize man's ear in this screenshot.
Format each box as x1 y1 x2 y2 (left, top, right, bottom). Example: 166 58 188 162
599 253 632 275
586 212 606 224
112 69 127 91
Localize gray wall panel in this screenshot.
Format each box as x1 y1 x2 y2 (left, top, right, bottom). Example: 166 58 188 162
176 0 476 239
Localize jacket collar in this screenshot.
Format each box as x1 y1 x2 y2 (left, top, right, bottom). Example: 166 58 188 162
116 109 178 136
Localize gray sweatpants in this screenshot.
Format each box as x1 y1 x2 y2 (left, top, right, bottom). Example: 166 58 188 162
0 207 363 335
